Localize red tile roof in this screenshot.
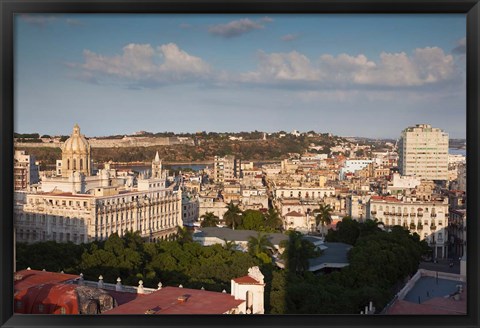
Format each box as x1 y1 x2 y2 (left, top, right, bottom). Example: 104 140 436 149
370 195 401 202
106 290 146 306
103 286 244 315
385 299 462 315
285 211 303 217
232 275 262 285
386 288 467 315
14 270 80 292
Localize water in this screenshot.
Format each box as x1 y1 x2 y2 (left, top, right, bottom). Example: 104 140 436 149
449 148 466 156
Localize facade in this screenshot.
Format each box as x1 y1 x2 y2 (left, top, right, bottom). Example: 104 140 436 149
213 155 241 184
339 159 373 180
398 124 449 180
367 195 449 259
273 186 335 200
14 125 182 244
14 150 39 190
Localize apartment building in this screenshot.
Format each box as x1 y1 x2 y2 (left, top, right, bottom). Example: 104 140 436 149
213 155 241 184
367 195 449 259
14 150 39 191
398 124 449 180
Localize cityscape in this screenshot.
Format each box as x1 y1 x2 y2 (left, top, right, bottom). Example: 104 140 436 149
13 123 466 314
13 14 467 315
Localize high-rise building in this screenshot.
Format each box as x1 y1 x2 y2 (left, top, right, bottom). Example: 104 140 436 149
14 150 39 190
398 124 449 180
213 155 241 183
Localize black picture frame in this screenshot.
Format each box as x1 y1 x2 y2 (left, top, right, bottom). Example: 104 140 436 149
1 0 479 327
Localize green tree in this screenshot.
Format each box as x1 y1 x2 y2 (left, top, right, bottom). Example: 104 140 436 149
264 207 283 231
313 204 333 236
282 231 319 274
200 212 219 227
247 232 274 263
175 226 193 244
241 210 266 231
224 201 243 229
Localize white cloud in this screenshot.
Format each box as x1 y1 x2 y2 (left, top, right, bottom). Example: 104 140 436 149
79 43 211 85
281 34 300 42
208 18 271 38
19 14 57 27
241 47 458 88
452 37 466 54
65 18 83 26
241 51 321 82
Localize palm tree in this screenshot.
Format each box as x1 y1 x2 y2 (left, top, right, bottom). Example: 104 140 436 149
247 232 274 257
313 204 333 237
223 239 237 252
281 231 318 274
264 207 283 231
176 226 193 244
200 212 219 227
224 201 243 230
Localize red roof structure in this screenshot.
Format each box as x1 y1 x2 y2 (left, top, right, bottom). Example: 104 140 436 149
14 269 79 292
104 286 244 315
386 290 467 315
232 276 262 285
285 211 303 217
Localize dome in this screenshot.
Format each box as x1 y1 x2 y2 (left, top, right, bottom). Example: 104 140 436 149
62 124 90 154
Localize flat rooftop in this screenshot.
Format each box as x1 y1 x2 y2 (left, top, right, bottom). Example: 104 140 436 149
308 242 352 271
193 227 287 246
403 276 465 304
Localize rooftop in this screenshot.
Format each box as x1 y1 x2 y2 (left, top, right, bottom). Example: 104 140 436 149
14 269 80 292
385 271 466 315
308 242 352 271
104 286 244 314
193 227 287 246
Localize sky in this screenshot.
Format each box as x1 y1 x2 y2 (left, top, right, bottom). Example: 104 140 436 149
14 14 466 138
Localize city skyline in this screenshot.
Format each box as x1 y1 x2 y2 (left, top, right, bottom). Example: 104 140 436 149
15 14 466 138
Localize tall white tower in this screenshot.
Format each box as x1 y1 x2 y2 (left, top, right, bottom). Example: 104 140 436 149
398 124 449 180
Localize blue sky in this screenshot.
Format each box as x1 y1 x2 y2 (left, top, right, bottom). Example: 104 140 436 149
15 14 466 138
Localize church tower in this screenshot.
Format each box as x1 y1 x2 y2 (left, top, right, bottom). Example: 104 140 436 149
152 151 162 179
61 124 91 177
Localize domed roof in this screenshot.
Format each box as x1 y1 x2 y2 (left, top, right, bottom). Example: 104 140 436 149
62 124 90 153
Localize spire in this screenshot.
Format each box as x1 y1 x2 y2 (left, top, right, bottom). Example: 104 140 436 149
73 123 80 135
154 151 160 162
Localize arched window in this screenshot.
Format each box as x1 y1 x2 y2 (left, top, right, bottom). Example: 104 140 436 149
67 159 70 170
80 159 83 170
73 159 76 170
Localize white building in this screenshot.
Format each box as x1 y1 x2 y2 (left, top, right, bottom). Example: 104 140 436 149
398 124 449 180
339 159 373 180
14 124 182 244
367 195 449 259
273 186 335 200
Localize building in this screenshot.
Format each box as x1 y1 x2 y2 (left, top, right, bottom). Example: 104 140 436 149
398 124 449 180
14 150 39 190
213 155 241 184
384 269 466 315
339 159 373 180
61 124 92 177
14 267 265 315
14 124 182 244
367 195 449 259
